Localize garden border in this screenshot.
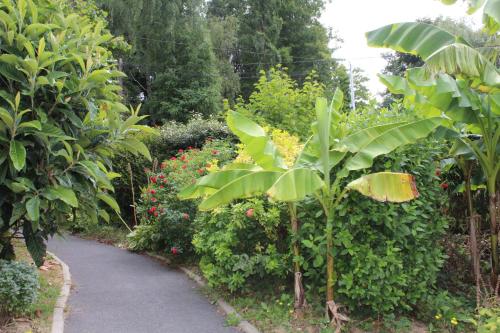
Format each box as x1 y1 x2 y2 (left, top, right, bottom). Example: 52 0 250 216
147 253 260 333
47 251 72 333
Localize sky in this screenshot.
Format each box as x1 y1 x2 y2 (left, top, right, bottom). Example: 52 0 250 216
319 0 483 98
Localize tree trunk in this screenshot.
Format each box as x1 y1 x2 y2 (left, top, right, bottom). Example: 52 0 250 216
288 203 305 316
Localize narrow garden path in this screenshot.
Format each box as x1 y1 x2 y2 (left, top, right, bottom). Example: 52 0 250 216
48 235 238 333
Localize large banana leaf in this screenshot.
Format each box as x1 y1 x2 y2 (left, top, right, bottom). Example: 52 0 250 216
226 111 286 171
439 0 500 34
367 22 499 86
345 117 443 170
425 43 500 87
347 172 419 203
366 22 459 59
267 168 324 202
198 171 282 211
178 168 258 200
340 122 408 153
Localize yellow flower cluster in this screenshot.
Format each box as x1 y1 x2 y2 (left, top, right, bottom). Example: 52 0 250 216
234 127 302 168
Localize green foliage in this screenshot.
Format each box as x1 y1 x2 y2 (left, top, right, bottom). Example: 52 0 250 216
129 140 234 256
109 116 233 223
296 141 449 315
0 260 39 315
207 0 346 99
102 0 222 123
151 116 234 161
233 67 324 139
0 0 151 265
193 198 289 291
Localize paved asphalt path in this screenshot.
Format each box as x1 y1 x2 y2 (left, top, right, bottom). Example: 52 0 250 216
48 235 238 333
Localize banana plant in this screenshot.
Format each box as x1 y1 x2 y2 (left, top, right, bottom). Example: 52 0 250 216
366 11 500 287
180 89 442 325
179 111 311 314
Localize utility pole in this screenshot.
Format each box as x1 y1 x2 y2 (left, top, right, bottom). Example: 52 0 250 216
349 62 356 111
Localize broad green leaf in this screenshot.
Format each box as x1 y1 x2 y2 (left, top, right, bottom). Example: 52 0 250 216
121 138 151 161
424 43 500 87
18 120 41 130
366 22 458 59
314 96 333 177
346 118 443 170
340 122 408 153
23 220 46 267
97 192 120 213
0 107 14 128
483 0 500 34
227 111 286 171
42 186 78 207
347 172 419 203
199 171 282 211
267 168 324 202
26 196 40 223
9 140 26 171
178 169 257 199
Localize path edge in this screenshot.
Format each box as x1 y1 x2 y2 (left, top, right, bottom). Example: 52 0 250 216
148 253 260 333
47 251 72 333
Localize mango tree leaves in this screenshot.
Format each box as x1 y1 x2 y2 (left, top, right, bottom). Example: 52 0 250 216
42 186 78 207
25 196 40 223
22 220 46 267
347 172 419 203
9 140 26 171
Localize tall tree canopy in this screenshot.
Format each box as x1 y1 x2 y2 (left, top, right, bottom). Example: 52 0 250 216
100 0 222 124
207 0 345 98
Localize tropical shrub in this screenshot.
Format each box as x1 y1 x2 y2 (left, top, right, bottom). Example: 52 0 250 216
233 67 324 139
298 141 450 314
128 140 234 256
0 0 151 265
0 260 39 315
193 198 289 291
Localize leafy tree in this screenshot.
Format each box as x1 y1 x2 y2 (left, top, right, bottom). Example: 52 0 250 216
100 0 222 123
232 67 324 139
367 4 500 288
207 0 346 99
0 0 151 265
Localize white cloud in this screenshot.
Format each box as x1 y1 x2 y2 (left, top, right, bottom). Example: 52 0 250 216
320 0 482 97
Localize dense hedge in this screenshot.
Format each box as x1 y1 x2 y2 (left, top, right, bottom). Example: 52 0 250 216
298 140 450 314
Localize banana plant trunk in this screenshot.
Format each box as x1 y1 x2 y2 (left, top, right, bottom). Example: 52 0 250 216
464 163 481 306
288 203 305 316
488 180 498 289
326 212 335 310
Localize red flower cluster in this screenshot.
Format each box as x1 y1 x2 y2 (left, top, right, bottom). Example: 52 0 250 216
440 183 449 190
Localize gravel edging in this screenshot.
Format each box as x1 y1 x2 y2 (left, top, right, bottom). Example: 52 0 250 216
47 251 72 333
147 253 260 333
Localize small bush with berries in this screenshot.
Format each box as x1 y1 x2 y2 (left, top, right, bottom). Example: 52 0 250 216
127 139 234 258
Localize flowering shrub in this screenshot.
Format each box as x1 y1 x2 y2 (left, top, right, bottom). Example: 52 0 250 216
127 140 234 256
193 198 289 291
